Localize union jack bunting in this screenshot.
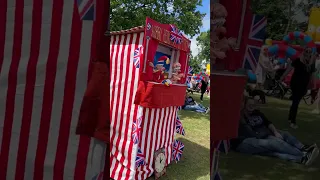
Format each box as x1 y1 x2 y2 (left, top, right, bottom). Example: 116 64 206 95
76 0 96 20
188 66 193 76
172 140 184 162
212 140 230 154
186 66 193 84
213 171 222 180
170 24 183 36
242 15 267 71
91 171 104 180
133 46 143 68
169 24 183 44
135 147 146 168
175 116 185 136
132 116 143 144
211 148 220 179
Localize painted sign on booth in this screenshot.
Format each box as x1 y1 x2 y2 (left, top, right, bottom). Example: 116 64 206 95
145 18 191 52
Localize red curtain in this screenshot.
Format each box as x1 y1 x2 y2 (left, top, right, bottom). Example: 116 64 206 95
179 50 188 84
210 73 247 141
75 0 110 143
218 0 245 71
143 38 159 81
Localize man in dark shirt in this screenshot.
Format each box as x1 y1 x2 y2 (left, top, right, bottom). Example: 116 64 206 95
230 98 319 165
280 48 317 128
200 77 209 101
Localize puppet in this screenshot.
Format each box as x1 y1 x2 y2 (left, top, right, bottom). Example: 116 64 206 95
170 62 185 84
211 3 237 67
149 55 170 83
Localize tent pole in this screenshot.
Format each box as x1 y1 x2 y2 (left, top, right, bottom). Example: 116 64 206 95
236 0 247 48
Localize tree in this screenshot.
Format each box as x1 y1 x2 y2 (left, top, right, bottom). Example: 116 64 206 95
196 30 210 63
189 52 202 74
110 0 205 37
251 0 300 40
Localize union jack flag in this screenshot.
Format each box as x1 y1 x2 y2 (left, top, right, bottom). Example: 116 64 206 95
169 24 183 44
242 15 267 71
177 106 182 111
91 171 104 180
170 24 183 36
132 116 143 144
172 140 184 162
175 116 185 136
135 147 146 168
186 66 193 84
133 46 143 68
188 66 193 76
76 0 96 20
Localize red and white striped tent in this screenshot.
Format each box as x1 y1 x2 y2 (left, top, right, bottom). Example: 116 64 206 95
0 0 108 179
110 18 191 180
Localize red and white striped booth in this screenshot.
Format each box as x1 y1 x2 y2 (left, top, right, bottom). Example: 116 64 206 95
110 18 191 180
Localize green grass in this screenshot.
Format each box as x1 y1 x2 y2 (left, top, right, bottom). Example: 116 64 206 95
149 93 210 180
219 97 320 180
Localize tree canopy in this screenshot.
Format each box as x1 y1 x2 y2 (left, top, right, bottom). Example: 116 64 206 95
251 0 318 40
189 53 203 74
196 30 210 64
110 0 206 37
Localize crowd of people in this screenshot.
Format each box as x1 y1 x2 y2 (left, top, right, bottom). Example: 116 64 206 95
230 46 320 165
255 46 320 128
183 75 210 113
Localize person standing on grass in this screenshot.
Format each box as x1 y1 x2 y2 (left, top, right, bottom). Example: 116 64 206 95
280 48 317 129
200 76 209 102
255 46 273 89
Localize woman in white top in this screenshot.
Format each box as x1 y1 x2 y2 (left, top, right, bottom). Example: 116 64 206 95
255 45 273 89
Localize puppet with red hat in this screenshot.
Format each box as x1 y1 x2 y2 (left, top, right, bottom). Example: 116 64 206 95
149 55 170 83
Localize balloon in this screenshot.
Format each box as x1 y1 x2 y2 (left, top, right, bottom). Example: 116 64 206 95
265 39 273 46
267 44 299 64
247 70 257 82
283 31 317 53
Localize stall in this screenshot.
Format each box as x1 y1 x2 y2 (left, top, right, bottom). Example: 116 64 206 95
110 18 191 180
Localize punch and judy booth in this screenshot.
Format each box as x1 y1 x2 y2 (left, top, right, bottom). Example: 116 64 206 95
110 18 191 180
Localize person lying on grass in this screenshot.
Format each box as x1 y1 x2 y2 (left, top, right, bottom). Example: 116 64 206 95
230 97 319 165
182 92 209 114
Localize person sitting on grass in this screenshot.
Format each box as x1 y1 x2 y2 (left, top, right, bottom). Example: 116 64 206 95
230 97 319 165
182 93 209 113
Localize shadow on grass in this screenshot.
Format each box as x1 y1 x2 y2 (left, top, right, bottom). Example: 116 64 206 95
159 138 210 180
219 151 320 180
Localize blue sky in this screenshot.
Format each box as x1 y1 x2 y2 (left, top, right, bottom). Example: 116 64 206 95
190 0 210 57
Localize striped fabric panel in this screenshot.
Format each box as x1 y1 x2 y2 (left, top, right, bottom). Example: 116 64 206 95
109 32 144 180
135 106 177 180
0 0 105 179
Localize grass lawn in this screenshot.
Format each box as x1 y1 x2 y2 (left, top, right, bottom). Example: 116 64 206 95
219 97 320 180
151 93 210 180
